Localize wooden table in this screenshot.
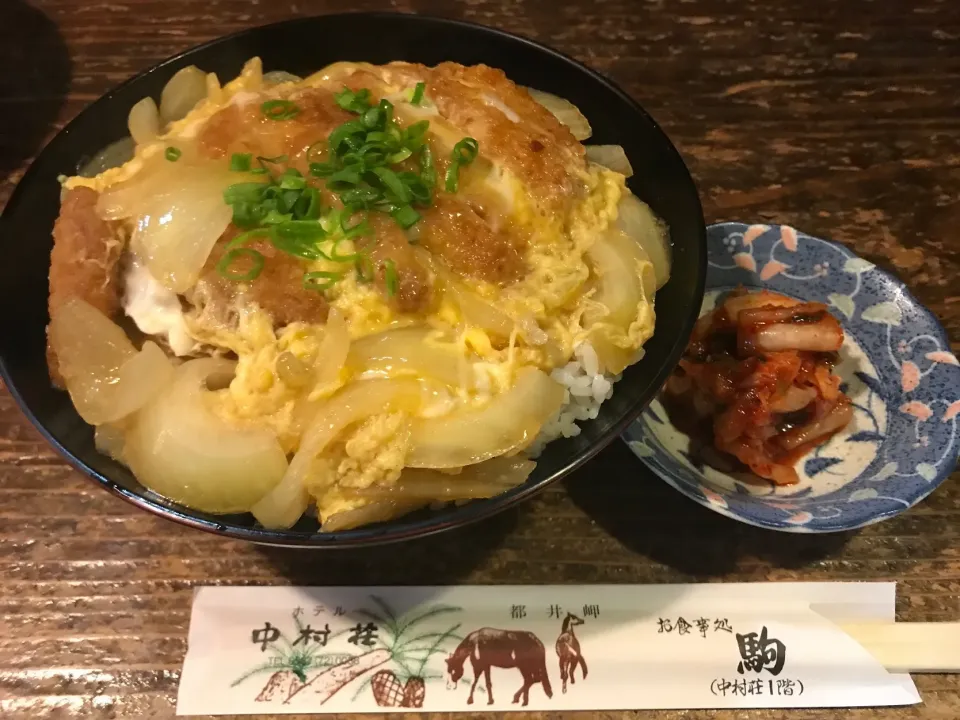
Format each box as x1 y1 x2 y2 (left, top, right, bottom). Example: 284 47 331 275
2 0 958 718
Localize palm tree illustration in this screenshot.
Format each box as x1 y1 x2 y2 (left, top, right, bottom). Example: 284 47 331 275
350 595 463 708
231 597 463 708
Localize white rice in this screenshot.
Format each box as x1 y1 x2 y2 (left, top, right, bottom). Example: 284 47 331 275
528 342 626 457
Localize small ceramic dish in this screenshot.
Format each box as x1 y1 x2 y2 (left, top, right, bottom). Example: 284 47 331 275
623 222 959 532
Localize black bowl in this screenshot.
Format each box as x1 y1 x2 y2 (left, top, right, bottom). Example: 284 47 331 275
0 12 706 548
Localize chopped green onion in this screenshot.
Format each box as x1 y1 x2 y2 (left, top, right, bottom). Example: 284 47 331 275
294 187 322 220
230 153 252 172
361 106 383 129
302 271 342 291
273 220 327 240
392 205 420 230
165 146 181 162
217 248 265 281
420 145 436 188
411 82 426 105
260 209 293 226
309 161 336 177
444 137 480 193
453 137 479 164
387 148 413 164
261 99 300 120
404 120 430 144
328 238 360 263
355 254 374 283
327 167 363 188
372 166 412 203
335 87 372 113
383 259 399 297
278 169 307 190
224 182 268 204
341 215 371 239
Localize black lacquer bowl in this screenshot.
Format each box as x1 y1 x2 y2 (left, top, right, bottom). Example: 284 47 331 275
0 12 706 547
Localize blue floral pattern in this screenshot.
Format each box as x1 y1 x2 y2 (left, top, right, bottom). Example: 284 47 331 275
622 222 960 532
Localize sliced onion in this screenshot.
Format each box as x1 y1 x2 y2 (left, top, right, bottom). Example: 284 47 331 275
160 66 208 124
616 192 671 289
346 328 464 387
315 308 349 388
125 358 288 514
451 284 515 338
254 378 425 529
349 456 536 501
585 145 634 177
49 297 175 425
723 290 798 321
770 386 817 413
94 423 127 462
79 137 136 178
585 228 654 331
778 401 854 451
97 159 236 292
263 70 303 86
588 331 637 376
321 499 425 532
407 367 565 468
525 88 592 141
128 97 161 145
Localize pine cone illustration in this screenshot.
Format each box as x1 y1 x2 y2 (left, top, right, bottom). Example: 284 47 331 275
371 669 404 707
402 676 426 708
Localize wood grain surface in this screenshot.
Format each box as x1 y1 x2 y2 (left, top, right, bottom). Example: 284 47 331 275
1 0 959 718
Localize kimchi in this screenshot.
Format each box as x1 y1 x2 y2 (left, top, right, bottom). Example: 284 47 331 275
663 288 853 485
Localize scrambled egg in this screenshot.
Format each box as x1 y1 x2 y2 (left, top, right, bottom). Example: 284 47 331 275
65 56 658 522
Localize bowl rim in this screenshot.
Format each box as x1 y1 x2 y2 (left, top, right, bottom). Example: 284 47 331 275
625 220 957 533
0 11 706 548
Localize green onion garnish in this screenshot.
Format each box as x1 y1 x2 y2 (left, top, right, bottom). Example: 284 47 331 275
411 82 426 105
261 99 300 120
165 147 182 162
230 153 252 172
392 205 420 230
303 271 342 291
383 259 399 297
216 248 265 281
335 87 372 113
218 85 468 293
444 136 480 192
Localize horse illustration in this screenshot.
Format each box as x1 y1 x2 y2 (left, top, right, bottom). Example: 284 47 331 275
555 612 588 693
445 628 553 706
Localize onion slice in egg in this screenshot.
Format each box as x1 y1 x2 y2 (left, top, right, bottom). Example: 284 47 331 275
253 378 425 529
347 457 537 501
616 192 671 289
49 297 175 425
97 158 236 293
525 88 592 141
159 65 208 124
124 358 288 514
585 145 634 177
128 97 161 145
321 499 426 532
347 328 465 387
407 367 565 468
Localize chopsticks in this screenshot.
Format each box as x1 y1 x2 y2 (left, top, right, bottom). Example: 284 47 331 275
841 622 960 673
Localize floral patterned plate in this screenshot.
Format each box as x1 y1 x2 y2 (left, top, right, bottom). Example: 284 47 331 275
623 222 960 532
